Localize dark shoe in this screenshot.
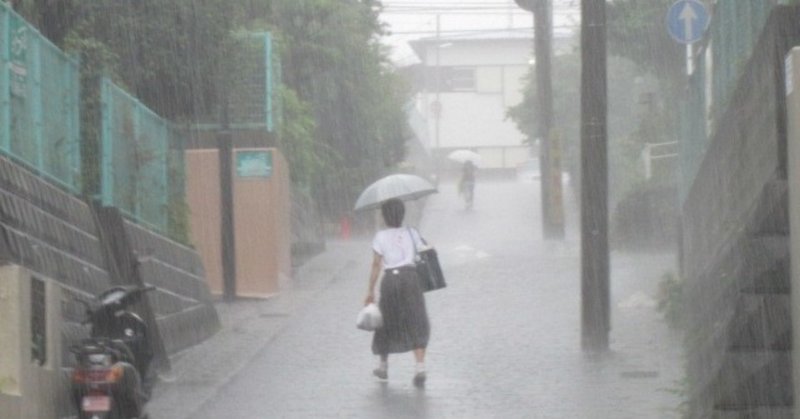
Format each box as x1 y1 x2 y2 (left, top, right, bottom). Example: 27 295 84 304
373 368 388 380
413 371 426 388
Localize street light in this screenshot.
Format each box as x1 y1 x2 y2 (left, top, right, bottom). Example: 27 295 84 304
513 0 563 239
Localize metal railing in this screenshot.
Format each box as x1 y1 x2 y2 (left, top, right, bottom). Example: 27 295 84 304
0 2 81 193
709 1 774 122
642 141 678 180
100 77 185 235
196 32 280 132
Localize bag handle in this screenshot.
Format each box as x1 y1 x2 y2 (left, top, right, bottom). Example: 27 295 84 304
407 227 418 258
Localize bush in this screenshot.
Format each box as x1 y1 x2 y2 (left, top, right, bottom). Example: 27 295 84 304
656 271 685 330
611 181 678 250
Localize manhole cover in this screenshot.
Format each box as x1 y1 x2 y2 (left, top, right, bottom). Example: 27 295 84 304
259 312 290 318
620 370 659 379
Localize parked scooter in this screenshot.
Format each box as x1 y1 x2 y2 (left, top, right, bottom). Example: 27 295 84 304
70 285 156 419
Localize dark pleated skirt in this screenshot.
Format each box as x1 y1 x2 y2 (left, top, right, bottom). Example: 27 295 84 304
372 267 430 355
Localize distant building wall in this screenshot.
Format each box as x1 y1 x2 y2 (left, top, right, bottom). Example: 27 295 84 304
411 35 573 170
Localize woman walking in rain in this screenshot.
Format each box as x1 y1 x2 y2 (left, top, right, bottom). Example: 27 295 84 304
364 198 430 387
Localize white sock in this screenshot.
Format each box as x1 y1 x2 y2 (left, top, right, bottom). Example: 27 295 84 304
378 360 388 371
415 363 425 374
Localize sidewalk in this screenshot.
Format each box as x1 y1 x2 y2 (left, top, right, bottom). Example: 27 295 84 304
147 239 366 419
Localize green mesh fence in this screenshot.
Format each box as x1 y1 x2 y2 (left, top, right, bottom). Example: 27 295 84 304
229 32 278 131
679 0 779 201
100 78 185 235
710 1 774 121
200 32 280 132
1 2 81 193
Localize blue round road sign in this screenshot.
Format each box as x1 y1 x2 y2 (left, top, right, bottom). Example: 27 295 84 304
666 0 709 44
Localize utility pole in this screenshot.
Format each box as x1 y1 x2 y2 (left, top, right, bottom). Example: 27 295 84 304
514 0 564 239
433 14 442 177
580 0 609 352
218 100 237 301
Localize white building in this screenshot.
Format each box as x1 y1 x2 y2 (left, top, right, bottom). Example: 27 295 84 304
410 31 535 172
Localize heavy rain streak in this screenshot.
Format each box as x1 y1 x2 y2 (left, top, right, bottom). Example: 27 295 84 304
1 0 797 418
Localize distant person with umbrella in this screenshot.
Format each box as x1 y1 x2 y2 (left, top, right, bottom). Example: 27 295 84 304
354 174 437 388
447 150 480 209
459 160 477 209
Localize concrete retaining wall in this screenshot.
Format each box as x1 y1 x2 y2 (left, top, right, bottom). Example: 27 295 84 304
0 153 219 417
681 7 800 418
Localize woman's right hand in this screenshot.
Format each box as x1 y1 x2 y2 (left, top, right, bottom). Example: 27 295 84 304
364 292 375 306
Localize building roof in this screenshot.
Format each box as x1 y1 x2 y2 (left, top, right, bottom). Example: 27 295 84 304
407 28 573 63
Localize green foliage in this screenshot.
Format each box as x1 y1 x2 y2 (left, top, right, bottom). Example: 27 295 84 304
18 0 411 224
0 376 17 393
507 51 657 206
611 181 678 250
278 86 321 189
606 0 684 90
271 0 410 217
167 199 190 245
656 271 686 330
63 34 117 197
508 2 686 211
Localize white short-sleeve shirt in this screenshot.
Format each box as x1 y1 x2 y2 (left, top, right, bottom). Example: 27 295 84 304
372 227 423 269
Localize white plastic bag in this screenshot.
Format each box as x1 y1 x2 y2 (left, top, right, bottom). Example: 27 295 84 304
356 303 383 331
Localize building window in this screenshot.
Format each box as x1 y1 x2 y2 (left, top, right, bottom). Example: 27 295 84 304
427 67 476 92
31 277 46 366
447 68 476 91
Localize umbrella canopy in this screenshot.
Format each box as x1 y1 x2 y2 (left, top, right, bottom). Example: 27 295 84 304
354 174 437 211
447 149 482 165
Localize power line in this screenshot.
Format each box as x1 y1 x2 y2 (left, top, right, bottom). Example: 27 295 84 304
384 26 578 36
381 7 579 16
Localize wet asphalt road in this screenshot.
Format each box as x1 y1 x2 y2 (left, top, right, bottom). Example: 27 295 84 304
164 178 683 418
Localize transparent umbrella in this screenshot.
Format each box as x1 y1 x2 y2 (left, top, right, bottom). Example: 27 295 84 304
354 174 438 211
447 149 482 165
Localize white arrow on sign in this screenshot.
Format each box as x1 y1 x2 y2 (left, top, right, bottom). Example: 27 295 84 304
679 3 698 42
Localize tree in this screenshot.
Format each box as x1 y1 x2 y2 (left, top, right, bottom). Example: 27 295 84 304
271 0 410 217
507 50 653 206
606 0 684 90
16 0 411 221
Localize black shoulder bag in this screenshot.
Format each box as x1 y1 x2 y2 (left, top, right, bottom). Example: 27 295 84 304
408 228 446 292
